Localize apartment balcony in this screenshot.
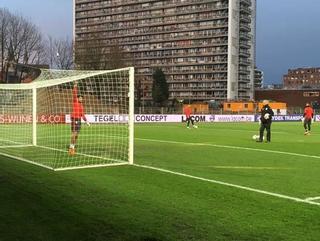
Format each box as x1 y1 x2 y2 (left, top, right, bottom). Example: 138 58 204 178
76 2 229 18
130 51 228 60
239 59 251 65
239 83 251 89
239 77 251 83
75 19 230 35
168 78 227 84
239 69 250 75
127 41 228 53
240 6 252 15
239 42 251 49
240 15 251 23
75 31 229 47
239 50 250 57
169 86 227 92
239 24 251 32
239 33 251 41
241 0 252 6
135 69 228 76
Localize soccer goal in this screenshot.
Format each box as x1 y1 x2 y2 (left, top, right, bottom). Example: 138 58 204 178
0 67 134 171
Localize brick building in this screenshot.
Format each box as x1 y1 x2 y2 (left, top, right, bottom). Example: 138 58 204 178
283 67 320 89
255 89 320 108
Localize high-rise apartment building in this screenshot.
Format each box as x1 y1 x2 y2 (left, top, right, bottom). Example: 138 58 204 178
254 66 263 89
74 0 256 102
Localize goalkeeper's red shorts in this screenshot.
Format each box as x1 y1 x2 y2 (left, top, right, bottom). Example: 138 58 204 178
71 117 81 132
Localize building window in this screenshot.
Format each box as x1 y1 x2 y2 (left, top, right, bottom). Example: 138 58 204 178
303 92 319 97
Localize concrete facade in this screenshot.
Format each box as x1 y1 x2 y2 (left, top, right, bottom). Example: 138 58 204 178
74 0 256 102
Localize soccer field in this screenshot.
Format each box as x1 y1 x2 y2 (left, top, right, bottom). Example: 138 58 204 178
1 122 320 241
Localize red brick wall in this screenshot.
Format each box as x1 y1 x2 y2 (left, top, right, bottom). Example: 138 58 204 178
255 89 320 108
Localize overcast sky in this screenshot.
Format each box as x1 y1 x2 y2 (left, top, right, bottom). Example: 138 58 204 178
1 0 320 85
1 0 73 39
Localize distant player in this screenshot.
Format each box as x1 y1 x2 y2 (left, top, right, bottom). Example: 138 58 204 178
257 100 274 142
302 103 314 135
184 105 198 129
69 82 90 155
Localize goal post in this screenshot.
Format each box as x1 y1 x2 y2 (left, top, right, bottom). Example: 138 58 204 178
0 67 134 171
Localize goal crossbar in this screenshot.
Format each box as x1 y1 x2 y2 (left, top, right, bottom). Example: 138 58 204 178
0 67 134 90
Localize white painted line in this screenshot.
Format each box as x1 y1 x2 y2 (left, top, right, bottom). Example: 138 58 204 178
0 145 32 149
207 166 293 170
134 164 320 207
305 196 320 201
0 138 30 146
35 145 127 168
136 138 320 160
0 151 54 170
0 137 128 171
54 162 128 171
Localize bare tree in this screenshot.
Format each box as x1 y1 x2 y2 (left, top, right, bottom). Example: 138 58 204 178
46 36 73 69
5 12 45 65
74 32 131 70
74 33 107 70
0 8 46 69
0 9 11 80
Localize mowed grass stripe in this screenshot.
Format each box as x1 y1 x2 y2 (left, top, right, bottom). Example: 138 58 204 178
136 137 320 160
134 164 320 207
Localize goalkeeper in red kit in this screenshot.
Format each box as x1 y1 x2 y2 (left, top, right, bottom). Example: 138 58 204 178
302 103 314 135
184 105 198 129
68 82 90 155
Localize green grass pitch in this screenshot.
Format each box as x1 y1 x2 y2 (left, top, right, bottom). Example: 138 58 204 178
1 122 320 241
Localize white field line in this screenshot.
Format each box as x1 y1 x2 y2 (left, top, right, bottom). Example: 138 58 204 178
140 125 288 134
0 151 54 170
0 138 31 146
0 144 32 149
305 197 320 201
35 145 125 164
54 162 128 171
0 137 125 163
0 138 127 170
134 164 320 207
206 166 293 170
136 138 320 160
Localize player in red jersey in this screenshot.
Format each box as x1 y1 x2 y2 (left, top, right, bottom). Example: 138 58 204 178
69 82 90 155
303 103 314 135
184 105 198 129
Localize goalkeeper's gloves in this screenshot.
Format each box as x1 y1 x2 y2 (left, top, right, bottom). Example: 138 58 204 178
86 121 90 126
311 118 314 123
301 117 305 123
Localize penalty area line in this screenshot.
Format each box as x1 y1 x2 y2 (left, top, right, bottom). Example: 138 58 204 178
134 164 320 207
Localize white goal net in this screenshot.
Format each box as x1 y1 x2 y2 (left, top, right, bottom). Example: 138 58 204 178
0 67 134 171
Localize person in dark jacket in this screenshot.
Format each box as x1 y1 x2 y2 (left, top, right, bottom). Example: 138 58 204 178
258 100 274 142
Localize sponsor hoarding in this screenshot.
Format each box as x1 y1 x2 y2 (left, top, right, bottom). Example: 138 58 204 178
0 114 65 124
255 115 303 122
65 114 255 123
4 114 310 124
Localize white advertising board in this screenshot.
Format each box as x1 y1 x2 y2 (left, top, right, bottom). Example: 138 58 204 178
65 114 255 123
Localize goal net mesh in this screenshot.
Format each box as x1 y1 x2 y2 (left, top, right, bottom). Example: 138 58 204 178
0 67 134 170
